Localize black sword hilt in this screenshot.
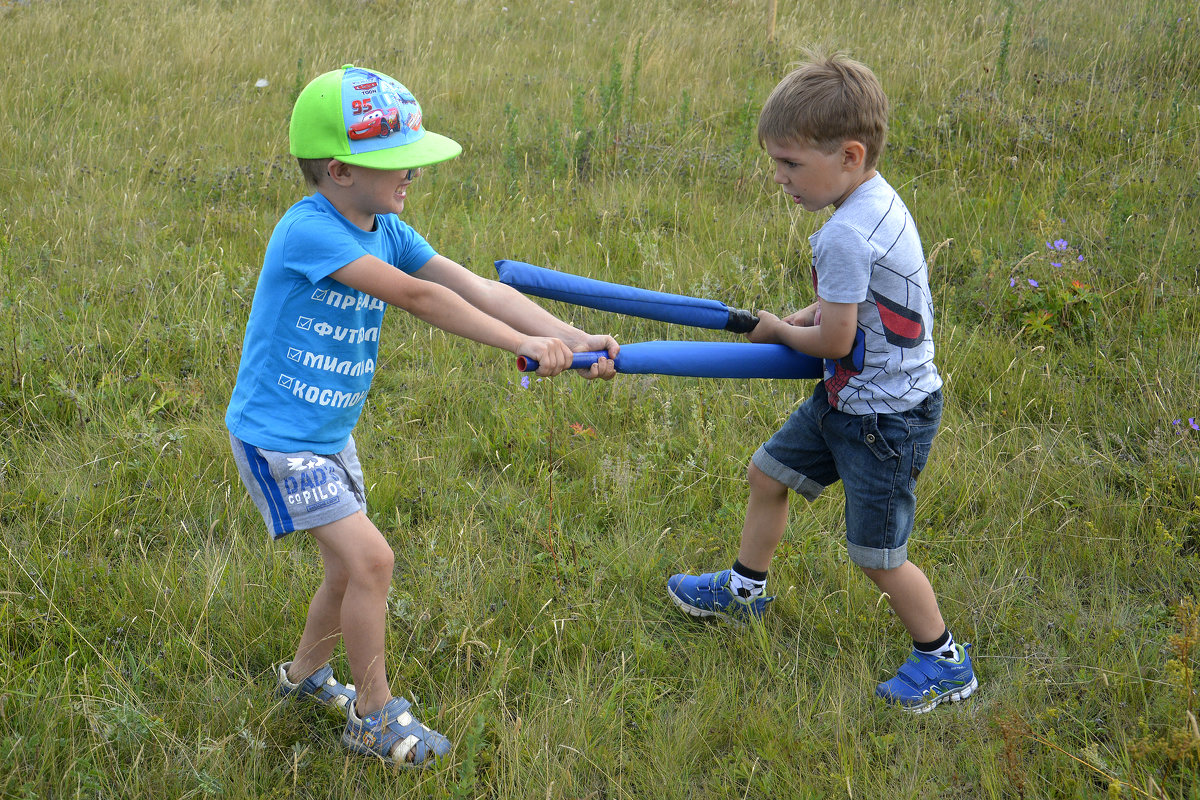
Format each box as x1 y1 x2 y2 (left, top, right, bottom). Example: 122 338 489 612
724 308 760 334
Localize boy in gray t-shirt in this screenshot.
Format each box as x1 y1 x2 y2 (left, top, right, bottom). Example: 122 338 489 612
667 54 977 712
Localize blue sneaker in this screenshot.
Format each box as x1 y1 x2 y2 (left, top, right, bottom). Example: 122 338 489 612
667 569 774 625
875 643 979 713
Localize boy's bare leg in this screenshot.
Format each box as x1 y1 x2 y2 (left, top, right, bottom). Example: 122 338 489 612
735 462 790 572
286 549 349 682
859 561 946 643
304 511 396 716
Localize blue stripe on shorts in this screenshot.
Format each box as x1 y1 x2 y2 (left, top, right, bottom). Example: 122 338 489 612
241 440 295 536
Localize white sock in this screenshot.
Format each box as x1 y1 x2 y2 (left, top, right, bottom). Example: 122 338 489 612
916 630 958 660
729 566 767 599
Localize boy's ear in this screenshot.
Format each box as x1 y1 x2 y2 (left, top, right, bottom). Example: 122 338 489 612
841 141 867 170
327 159 354 186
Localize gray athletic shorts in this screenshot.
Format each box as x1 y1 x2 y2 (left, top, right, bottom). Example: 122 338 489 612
229 433 367 539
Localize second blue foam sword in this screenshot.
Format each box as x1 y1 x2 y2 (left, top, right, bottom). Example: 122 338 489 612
495 259 761 333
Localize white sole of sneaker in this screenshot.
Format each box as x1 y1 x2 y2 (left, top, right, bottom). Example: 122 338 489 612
906 675 980 714
667 589 749 627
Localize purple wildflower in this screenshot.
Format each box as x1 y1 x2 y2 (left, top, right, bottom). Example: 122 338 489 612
1053 239 1069 250
520 375 530 388
1191 418 1199 431
1010 278 1016 287
1028 279 1039 287
1051 262 1062 268
1077 254 1085 262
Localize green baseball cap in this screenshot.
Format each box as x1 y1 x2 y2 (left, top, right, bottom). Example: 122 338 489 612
289 65 462 170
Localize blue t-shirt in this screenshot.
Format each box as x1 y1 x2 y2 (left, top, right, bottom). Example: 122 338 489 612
225 193 435 452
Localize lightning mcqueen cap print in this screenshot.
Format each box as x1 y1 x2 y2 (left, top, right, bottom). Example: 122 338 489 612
289 65 461 170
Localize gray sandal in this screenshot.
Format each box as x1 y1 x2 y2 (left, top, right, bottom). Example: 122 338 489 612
276 662 357 714
343 696 451 768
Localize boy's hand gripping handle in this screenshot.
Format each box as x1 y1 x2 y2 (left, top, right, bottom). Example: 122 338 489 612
516 352 605 372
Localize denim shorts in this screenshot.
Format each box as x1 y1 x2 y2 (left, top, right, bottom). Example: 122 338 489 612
751 382 942 569
229 433 367 539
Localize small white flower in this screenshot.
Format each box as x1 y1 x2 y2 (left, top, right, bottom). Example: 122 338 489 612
255 78 269 88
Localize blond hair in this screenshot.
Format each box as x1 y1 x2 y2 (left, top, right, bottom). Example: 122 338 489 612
757 53 889 170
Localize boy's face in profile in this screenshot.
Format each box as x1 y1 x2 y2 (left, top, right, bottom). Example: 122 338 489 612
764 138 872 212
351 164 418 214
328 161 421 231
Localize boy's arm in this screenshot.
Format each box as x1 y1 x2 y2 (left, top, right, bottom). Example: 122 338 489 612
782 301 822 328
747 299 858 359
330 254 576 376
414 254 619 376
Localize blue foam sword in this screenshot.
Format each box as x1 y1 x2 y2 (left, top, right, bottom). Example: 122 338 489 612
516 340 822 379
495 259 760 333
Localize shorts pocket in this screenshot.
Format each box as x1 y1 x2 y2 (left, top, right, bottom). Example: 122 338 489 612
861 414 900 462
910 441 931 485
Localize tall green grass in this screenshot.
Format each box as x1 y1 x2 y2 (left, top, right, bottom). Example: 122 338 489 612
2 0 1198 797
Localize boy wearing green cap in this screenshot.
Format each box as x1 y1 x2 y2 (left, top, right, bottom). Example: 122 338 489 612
226 65 618 767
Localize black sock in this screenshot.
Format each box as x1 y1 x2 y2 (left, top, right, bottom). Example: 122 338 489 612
731 560 768 581
730 560 768 598
914 629 956 659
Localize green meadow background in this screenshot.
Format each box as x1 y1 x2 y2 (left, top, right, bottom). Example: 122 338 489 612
2 0 1198 797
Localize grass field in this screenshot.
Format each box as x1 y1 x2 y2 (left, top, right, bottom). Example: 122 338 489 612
2 0 1198 797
